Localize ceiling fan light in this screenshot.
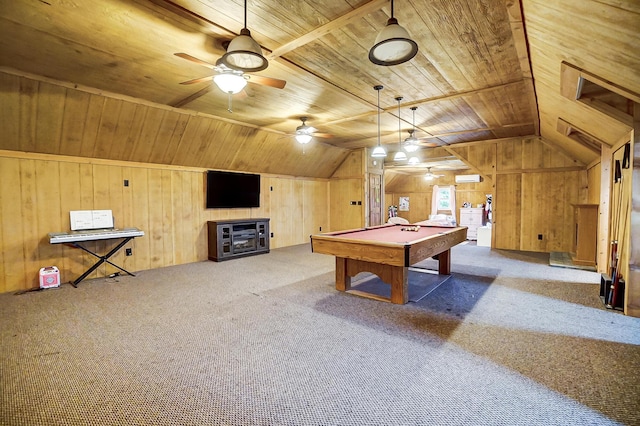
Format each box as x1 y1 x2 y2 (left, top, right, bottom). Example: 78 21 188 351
393 151 407 161
295 133 313 144
424 174 435 181
369 18 418 66
371 145 387 158
213 73 247 94
404 142 419 153
220 28 268 72
408 156 419 165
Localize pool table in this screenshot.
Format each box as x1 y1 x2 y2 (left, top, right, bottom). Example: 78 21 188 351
311 224 467 304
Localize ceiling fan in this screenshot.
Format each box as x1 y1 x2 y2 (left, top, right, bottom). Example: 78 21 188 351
424 167 444 181
172 53 286 111
290 117 333 144
404 107 439 148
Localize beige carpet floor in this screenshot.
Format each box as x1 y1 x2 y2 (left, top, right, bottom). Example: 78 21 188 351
1 243 639 425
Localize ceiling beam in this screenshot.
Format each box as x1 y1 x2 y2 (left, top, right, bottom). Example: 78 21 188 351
505 0 540 136
338 120 532 149
416 122 533 143
266 0 388 60
323 80 525 128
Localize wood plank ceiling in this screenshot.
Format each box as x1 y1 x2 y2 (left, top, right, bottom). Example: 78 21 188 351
0 0 638 177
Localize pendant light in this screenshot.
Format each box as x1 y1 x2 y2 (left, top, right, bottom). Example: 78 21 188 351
369 0 418 66
403 106 419 153
393 96 407 161
371 85 387 158
220 0 268 72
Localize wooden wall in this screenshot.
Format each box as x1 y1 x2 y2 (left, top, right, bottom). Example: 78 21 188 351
385 170 492 224
0 71 349 179
611 141 633 314
329 150 365 231
385 137 590 253
0 151 329 293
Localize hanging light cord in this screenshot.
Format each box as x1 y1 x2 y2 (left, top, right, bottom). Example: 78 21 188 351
243 0 247 28
397 97 402 143
377 88 381 146
411 106 417 137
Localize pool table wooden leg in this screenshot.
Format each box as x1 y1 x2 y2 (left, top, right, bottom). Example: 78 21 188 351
390 266 409 304
335 257 351 291
438 249 451 274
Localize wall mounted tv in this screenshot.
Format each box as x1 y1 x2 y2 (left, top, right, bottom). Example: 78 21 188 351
206 170 261 209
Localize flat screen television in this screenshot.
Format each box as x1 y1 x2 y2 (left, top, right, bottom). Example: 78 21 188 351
206 170 260 208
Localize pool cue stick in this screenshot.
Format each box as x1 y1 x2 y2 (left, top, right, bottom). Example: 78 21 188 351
607 161 623 304
610 191 629 309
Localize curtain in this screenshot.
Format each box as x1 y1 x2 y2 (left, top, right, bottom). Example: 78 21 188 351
431 185 439 217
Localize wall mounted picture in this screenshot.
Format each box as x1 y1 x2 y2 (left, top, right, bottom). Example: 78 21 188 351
399 197 409 211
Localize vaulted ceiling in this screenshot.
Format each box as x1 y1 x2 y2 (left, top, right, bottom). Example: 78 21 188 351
0 0 638 177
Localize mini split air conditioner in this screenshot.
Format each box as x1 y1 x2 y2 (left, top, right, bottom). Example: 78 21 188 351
455 174 481 183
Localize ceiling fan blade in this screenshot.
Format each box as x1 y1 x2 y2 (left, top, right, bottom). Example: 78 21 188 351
419 141 439 147
179 76 214 85
246 74 286 89
170 86 213 108
312 132 333 139
174 53 216 69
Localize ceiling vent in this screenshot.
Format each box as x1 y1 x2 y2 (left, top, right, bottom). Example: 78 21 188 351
455 174 481 183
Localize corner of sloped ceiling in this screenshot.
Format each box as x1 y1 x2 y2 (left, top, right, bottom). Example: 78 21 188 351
329 149 366 179
384 170 412 193
185 118 352 179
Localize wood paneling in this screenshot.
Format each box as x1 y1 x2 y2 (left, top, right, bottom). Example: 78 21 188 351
303 180 329 236
0 0 538 149
0 71 349 179
386 137 589 252
385 171 492 225
329 179 363 232
329 150 365 231
523 0 638 166
495 174 522 250
0 151 330 293
629 108 639 316
610 138 634 315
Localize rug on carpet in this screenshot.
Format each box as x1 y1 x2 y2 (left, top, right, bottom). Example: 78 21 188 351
549 251 597 272
349 268 452 303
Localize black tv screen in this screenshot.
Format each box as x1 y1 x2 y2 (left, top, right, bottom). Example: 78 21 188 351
206 170 260 208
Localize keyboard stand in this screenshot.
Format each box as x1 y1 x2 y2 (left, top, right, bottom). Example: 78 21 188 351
67 237 137 287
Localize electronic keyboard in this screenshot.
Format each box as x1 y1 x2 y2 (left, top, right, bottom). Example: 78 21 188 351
49 227 144 243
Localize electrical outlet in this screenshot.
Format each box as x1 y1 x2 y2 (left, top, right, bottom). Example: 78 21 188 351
319 226 322 232
125 248 132 256
538 234 543 240
124 179 129 187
